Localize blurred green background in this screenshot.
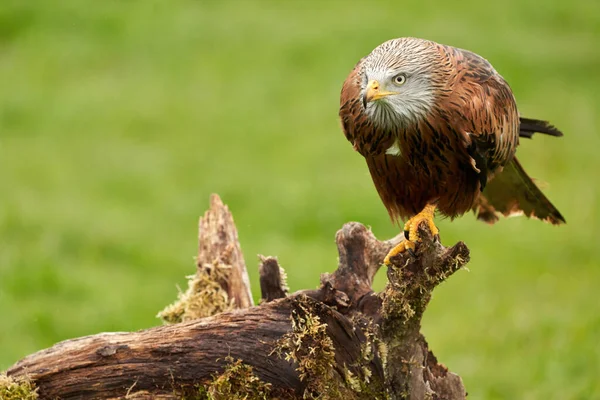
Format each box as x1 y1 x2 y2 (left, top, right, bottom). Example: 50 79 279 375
1 0 598 398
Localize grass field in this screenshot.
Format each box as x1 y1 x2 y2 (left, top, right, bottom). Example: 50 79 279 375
1 0 599 398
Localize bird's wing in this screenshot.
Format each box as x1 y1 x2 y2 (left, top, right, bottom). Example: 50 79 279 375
444 47 520 188
339 63 394 157
446 48 565 224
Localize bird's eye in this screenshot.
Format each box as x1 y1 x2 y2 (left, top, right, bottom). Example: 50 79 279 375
392 74 406 86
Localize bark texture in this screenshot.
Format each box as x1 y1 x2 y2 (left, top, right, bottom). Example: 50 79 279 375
6 196 469 400
259 255 289 303
196 194 253 309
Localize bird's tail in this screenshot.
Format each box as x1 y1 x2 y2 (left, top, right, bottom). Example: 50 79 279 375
519 117 564 138
474 157 565 225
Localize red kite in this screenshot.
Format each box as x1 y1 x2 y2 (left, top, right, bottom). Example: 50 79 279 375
339 37 564 264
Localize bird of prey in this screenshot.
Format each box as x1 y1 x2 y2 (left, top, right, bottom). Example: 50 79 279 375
339 37 565 264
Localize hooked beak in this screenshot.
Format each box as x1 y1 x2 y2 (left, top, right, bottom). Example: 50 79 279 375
363 80 397 108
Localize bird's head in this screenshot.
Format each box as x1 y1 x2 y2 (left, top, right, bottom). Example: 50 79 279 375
359 37 447 128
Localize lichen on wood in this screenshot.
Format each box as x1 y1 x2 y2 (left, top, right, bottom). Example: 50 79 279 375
273 296 386 399
157 263 234 323
0 373 38 400
204 356 274 400
274 296 341 399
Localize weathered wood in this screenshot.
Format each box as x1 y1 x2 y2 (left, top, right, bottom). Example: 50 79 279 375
9 302 295 399
108 392 178 400
317 222 399 315
7 294 384 399
157 194 253 323
197 194 253 309
381 224 469 400
259 255 289 303
5 197 469 400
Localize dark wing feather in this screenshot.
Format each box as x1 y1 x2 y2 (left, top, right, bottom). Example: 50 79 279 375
519 117 564 138
445 46 520 185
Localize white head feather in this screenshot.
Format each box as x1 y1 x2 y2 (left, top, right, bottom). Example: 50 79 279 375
361 38 441 128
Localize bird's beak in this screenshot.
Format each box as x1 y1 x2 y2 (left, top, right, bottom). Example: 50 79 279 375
363 80 397 106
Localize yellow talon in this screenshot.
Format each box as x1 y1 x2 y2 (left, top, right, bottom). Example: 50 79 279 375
384 204 439 265
383 240 416 265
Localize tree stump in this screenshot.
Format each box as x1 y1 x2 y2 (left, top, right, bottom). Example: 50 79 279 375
4 195 469 399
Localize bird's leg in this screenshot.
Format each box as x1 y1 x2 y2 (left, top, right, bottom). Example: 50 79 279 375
384 204 439 265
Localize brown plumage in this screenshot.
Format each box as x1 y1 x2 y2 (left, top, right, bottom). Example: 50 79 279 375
339 38 564 255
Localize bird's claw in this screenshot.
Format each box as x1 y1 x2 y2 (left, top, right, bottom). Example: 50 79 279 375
383 239 416 266
383 204 439 266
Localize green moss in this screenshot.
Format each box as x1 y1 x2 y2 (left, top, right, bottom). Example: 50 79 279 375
381 265 420 324
204 356 272 400
0 373 38 400
157 263 234 324
273 297 388 399
382 245 470 328
274 298 341 398
125 390 181 399
345 318 388 399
